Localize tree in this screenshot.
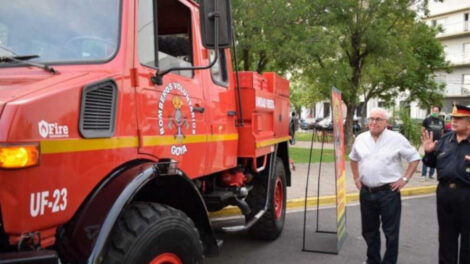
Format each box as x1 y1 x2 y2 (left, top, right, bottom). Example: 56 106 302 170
290 76 327 116
231 0 313 74
355 21 451 130
298 0 449 151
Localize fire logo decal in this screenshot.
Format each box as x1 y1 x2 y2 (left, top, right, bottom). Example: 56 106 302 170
168 96 189 142
157 82 197 156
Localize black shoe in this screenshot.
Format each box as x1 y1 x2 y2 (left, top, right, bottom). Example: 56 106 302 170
429 175 434 179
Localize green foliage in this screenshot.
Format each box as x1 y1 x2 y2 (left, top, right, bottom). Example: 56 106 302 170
231 0 312 74
394 108 422 149
294 132 314 142
290 79 327 115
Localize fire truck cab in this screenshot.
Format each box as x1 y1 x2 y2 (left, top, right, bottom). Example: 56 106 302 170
0 0 291 263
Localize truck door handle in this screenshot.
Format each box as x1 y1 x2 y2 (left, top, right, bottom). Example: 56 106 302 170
227 110 237 116
192 107 205 113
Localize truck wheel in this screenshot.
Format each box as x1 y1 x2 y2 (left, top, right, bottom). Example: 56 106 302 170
246 157 287 240
103 202 203 264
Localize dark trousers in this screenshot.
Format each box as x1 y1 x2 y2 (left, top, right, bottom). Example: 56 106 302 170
422 163 435 178
360 187 401 264
437 183 470 264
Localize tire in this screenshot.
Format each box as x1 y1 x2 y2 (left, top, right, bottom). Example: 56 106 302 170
103 202 203 264
246 157 287 240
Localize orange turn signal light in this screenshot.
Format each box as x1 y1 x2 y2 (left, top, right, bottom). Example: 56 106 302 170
0 144 39 169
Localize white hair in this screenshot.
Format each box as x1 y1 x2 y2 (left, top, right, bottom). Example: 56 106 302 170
368 108 390 120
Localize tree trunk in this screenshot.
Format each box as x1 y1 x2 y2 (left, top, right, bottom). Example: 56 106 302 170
345 30 362 153
360 102 367 132
344 104 356 154
243 49 250 71
256 51 267 73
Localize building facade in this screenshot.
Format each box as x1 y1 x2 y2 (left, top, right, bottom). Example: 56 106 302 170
425 0 470 113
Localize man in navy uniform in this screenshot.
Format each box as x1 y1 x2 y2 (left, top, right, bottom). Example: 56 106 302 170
422 104 470 264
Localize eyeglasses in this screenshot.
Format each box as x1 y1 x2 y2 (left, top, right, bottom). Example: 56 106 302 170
368 117 385 123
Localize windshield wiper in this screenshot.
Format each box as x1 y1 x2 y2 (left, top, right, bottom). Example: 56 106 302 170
0 55 57 74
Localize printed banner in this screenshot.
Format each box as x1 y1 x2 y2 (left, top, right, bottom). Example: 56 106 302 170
332 86 347 251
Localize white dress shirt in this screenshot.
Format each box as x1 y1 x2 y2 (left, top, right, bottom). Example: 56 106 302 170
349 129 421 187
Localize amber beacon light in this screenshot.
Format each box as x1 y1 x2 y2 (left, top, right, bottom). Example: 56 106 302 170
0 144 39 169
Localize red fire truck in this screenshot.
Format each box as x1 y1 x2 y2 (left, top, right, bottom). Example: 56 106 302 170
0 0 291 263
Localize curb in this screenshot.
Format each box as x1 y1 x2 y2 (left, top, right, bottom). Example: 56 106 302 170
209 185 437 218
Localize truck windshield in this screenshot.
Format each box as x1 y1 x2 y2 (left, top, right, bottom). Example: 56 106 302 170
0 0 120 64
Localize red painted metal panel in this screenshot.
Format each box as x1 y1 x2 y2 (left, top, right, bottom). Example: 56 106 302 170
263 72 290 98
236 72 289 158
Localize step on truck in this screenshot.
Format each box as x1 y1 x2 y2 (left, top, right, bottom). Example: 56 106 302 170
0 0 292 263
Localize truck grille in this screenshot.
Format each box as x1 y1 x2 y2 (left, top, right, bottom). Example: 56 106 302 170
79 79 118 138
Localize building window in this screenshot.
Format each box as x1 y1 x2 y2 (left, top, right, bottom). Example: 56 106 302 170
431 20 437 27
356 102 366 117
463 74 470 95
436 18 446 32
465 13 469 31
323 102 330 118
464 43 470 62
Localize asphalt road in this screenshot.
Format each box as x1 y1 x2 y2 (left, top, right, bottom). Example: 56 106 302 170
207 195 438 264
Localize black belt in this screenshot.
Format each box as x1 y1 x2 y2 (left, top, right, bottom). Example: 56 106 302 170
362 184 391 193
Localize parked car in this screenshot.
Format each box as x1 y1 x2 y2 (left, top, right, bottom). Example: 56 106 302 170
300 117 320 130
317 118 333 131
390 120 403 132
353 120 361 133
300 118 312 130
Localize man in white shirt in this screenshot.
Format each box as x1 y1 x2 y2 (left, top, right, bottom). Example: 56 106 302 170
349 108 420 264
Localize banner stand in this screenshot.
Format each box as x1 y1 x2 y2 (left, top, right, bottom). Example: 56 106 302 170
301 86 347 255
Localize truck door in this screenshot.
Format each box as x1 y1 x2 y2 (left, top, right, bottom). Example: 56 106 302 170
204 49 238 174
135 0 208 178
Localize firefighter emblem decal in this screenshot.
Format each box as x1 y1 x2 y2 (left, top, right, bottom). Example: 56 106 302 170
158 82 197 156
168 96 189 141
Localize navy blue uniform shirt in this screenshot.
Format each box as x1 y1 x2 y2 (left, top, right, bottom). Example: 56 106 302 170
423 131 470 186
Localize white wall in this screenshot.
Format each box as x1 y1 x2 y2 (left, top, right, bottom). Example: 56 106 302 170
440 36 470 65
428 0 470 16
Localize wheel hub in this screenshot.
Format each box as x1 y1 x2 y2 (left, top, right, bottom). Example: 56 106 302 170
150 253 183 264
274 177 284 219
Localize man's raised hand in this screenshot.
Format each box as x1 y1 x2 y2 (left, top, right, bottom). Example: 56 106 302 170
421 130 437 153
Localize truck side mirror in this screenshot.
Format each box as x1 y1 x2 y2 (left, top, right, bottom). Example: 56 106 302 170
199 0 232 49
